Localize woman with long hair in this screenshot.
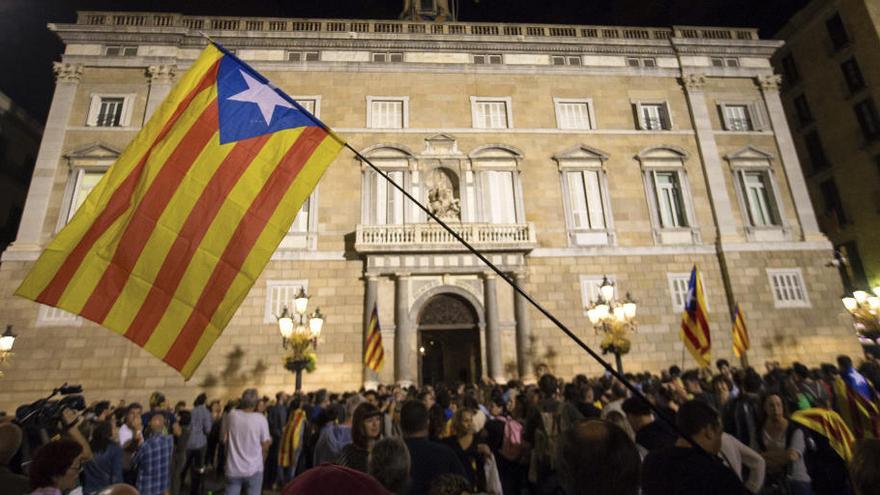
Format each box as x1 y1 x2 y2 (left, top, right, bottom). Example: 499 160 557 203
82 420 124 494
442 408 492 493
757 393 813 495
337 402 383 472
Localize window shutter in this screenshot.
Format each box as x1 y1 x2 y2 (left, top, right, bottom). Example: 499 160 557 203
634 103 645 130
121 95 134 127
749 102 768 131
87 95 101 126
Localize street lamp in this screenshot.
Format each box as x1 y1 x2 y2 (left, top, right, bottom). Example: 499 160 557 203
0 325 16 377
586 277 638 373
842 286 880 346
277 287 325 391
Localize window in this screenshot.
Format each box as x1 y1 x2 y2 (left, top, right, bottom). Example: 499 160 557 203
667 273 709 311
767 269 810 308
841 58 866 93
635 102 672 130
566 170 606 230
264 280 308 323
473 54 503 65
279 190 318 250
653 172 688 228
67 169 105 222
367 97 408 129
803 131 830 171
825 13 850 50
480 170 517 223
719 102 765 131
639 148 698 244
580 275 617 312
370 169 406 224
554 98 595 130
471 97 512 129
711 57 739 68
854 98 880 141
551 55 582 66
555 146 614 245
626 57 656 68
740 171 780 226
793 95 813 126
36 304 81 327
371 52 404 63
105 46 137 56
287 51 319 62
292 96 320 118
780 54 800 85
86 95 134 127
819 179 847 225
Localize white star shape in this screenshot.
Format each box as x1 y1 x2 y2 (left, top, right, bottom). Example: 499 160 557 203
227 70 293 126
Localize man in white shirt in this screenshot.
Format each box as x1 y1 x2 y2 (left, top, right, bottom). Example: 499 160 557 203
226 389 272 495
119 402 143 448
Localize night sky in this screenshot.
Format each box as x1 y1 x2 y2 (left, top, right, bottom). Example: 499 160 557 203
1 0 811 124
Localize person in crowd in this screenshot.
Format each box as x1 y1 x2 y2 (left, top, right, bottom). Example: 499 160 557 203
368 437 411 494
0 422 29 495
134 414 174 495
225 388 271 495
723 368 763 449
83 420 124 494
756 393 812 495
719 431 765 494
314 395 363 465
849 438 880 495
681 370 711 403
170 410 191 495
338 402 383 472
119 403 143 448
282 463 391 495
265 392 288 489
183 393 211 495
642 400 747 494
142 393 175 433
621 396 676 453
711 375 732 412
28 439 85 495
559 383 585 432
427 474 472 495
792 362 829 409
205 400 223 471
524 373 564 493
556 420 641 495
400 399 467 495
442 408 492 492
574 382 601 419
716 359 740 398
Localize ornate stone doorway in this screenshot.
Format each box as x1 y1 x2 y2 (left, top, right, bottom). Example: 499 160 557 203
417 293 481 385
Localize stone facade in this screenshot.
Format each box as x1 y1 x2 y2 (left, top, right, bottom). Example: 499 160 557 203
0 11 864 411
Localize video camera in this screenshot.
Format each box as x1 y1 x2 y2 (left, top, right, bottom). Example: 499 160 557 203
14 383 86 450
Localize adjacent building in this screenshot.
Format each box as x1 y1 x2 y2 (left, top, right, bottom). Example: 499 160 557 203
0 91 42 252
774 0 880 291
0 10 863 409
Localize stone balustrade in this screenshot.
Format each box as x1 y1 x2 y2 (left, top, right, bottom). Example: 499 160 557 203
355 222 536 253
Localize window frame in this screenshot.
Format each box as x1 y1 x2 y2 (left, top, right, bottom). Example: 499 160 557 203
550 55 582 66
767 268 811 308
825 13 850 51
667 272 710 312
371 52 404 63
580 274 617 315
780 54 800 85
36 304 82 327
793 94 813 127
717 100 767 132
104 45 138 57
360 147 416 226
637 148 700 245
86 94 135 128
278 188 319 251
554 146 615 246
290 95 321 119
632 100 673 131
803 130 830 172
264 280 309 323
470 146 525 225
853 97 880 142
473 54 503 65
553 98 596 130
287 51 320 62
725 148 789 240
470 96 513 129
366 96 409 129
841 58 866 93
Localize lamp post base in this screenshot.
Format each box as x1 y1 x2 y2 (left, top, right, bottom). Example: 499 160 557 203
285 359 309 392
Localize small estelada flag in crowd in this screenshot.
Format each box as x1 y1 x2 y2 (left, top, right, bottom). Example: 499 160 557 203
365 304 385 373
791 408 855 461
731 303 750 358
16 42 344 379
680 265 711 368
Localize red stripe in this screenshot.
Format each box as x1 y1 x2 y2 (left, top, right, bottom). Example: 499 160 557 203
694 309 711 347
164 126 328 370
680 321 703 351
79 102 221 324
366 338 381 365
37 60 221 306
123 133 274 345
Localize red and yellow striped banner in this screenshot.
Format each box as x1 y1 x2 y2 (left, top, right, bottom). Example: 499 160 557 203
732 303 750 358
680 265 711 368
17 45 344 378
365 304 385 373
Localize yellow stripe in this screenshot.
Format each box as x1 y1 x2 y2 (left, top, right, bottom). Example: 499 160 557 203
180 135 342 377
143 127 308 358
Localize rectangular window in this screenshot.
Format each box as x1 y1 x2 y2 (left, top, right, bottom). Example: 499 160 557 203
781 54 800 84
264 280 309 323
473 54 503 64
288 51 319 62
793 95 813 126
667 273 691 311
804 131 830 171
96 98 125 127
722 104 754 131
472 98 511 129
854 98 880 141
566 170 605 229
373 170 405 225
295 98 317 116
68 170 105 222
767 269 810 308
820 179 847 225
36 304 81 327
554 100 594 130
653 171 687 228
826 13 849 50
105 46 137 56
742 171 778 226
551 55 582 66
626 57 656 68
290 196 310 233
369 98 406 129
638 103 671 130
372 52 403 63
841 58 866 93
580 275 616 310
481 170 517 223
711 57 739 68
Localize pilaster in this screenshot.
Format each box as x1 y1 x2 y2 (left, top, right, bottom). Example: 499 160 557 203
483 271 504 383
394 272 415 387
513 271 534 382
144 65 176 123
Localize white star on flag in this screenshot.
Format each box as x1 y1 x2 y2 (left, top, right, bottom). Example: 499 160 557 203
227 69 294 125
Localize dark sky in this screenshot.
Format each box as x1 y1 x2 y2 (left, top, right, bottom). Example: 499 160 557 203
1 0 811 124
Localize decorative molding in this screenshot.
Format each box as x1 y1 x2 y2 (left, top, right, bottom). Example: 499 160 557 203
146 64 176 83
53 62 83 83
681 73 707 91
756 74 782 91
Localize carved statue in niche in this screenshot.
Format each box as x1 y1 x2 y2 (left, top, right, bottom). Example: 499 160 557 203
400 0 452 21
426 168 461 221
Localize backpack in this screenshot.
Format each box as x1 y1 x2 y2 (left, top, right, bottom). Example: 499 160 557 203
500 417 524 462
528 404 562 483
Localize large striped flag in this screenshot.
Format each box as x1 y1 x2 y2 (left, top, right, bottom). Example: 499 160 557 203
364 304 385 372
680 265 711 368
791 408 856 461
16 43 344 378
833 373 880 439
731 303 750 358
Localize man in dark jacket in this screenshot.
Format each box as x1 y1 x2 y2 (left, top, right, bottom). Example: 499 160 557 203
400 400 466 495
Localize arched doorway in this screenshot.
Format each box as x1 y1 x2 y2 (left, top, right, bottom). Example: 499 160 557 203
417 293 481 386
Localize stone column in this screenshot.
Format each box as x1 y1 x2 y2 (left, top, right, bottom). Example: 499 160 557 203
145 65 176 123
513 271 534 382
394 273 415 387
9 63 83 252
363 274 380 389
483 272 504 382
681 73 739 243
756 74 823 241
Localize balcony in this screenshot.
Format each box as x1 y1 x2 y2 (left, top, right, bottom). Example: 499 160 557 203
355 222 537 253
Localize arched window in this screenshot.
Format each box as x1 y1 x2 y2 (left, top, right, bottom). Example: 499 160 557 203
360 145 415 225
469 145 524 224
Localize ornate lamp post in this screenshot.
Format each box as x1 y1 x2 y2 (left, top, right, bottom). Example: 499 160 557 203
842 287 880 346
586 277 637 373
0 325 16 377
278 287 325 391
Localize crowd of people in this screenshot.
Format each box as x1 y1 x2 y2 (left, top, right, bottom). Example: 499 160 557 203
2 352 880 495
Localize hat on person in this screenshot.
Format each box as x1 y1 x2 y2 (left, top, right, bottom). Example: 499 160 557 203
282 464 390 495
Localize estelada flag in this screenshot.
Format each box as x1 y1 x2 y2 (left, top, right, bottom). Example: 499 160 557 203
680 265 711 368
791 408 856 462
731 303 750 358
364 304 385 373
16 43 344 379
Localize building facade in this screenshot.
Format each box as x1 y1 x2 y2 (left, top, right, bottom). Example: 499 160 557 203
0 10 864 410
774 0 880 290
0 91 42 252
